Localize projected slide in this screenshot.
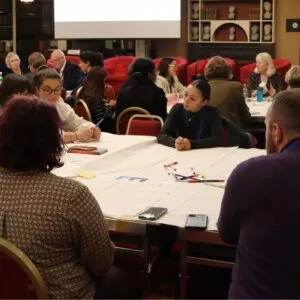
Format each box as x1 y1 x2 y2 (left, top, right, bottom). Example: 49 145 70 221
54 0 181 39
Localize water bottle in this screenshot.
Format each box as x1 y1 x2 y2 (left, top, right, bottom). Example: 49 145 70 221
256 86 264 102
243 83 249 100
0 72 3 86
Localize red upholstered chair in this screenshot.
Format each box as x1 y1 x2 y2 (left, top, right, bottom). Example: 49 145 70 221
74 99 92 122
104 56 136 95
116 107 150 135
126 114 164 136
0 237 48 299
239 58 292 85
66 55 80 65
186 57 237 84
153 57 188 85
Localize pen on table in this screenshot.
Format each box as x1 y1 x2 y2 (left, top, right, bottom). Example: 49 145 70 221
164 161 178 168
187 179 225 183
68 149 100 155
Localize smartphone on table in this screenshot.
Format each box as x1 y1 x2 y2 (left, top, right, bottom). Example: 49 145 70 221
185 214 208 230
138 207 168 221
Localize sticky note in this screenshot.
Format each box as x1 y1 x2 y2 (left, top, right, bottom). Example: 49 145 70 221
77 170 95 179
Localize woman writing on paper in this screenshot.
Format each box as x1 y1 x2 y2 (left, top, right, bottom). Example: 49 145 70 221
155 57 186 102
157 79 222 151
33 68 101 143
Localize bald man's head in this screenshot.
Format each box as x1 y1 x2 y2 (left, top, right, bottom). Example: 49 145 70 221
50 49 66 71
265 88 300 153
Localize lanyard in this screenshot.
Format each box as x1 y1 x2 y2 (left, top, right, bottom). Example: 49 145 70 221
185 108 205 140
281 139 300 153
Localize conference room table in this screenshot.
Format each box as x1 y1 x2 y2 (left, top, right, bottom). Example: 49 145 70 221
54 133 264 232
53 133 265 292
167 98 272 120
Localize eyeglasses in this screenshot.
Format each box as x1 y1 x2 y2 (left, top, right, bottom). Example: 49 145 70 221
41 86 62 95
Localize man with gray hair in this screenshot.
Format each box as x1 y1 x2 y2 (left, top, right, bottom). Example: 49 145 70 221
50 49 81 90
218 88 300 298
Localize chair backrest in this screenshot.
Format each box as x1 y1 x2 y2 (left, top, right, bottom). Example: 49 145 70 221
126 114 164 136
66 55 80 65
104 56 136 77
105 84 116 100
116 107 150 135
0 237 48 299
74 99 92 122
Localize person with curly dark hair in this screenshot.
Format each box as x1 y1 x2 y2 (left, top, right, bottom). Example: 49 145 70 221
0 95 129 299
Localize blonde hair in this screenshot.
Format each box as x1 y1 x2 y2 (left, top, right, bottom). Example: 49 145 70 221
254 52 276 77
5 52 20 69
285 65 300 88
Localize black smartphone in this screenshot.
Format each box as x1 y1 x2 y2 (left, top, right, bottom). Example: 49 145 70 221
185 214 208 230
138 207 168 221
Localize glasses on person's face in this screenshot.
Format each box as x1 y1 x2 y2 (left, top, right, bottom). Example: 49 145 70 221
41 86 62 95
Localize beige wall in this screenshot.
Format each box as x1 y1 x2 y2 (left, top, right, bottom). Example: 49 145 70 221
276 0 300 63
152 0 188 58
153 0 300 63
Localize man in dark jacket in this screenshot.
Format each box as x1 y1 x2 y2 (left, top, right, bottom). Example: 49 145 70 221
50 50 81 91
219 88 300 299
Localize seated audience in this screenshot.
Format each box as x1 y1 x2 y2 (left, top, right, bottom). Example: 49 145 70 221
218 88 300 298
0 73 32 107
77 66 115 131
285 65 300 88
205 56 251 127
4 52 22 76
65 50 104 107
50 49 81 90
24 51 46 82
32 68 101 143
246 52 281 96
155 57 186 101
157 79 222 150
115 57 167 120
0 95 131 299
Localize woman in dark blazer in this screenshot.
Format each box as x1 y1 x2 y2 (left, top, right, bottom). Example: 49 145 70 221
115 58 167 121
157 79 222 150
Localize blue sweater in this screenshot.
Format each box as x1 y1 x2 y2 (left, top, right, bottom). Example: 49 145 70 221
219 140 300 298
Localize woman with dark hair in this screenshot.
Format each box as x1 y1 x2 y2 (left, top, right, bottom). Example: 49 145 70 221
157 79 222 150
79 50 104 74
155 57 186 102
204 56 251 127
115 57 167 120
0 95 117 299
33 68 101 143
0 73 32 107
77 66 115 130
65 51 104 107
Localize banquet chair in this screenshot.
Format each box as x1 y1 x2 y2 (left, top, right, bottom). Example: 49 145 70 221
74 99 92 122
116 107 150 135
0 237 48 299
66 55 80 65
126 114 164 136
180 230 234 299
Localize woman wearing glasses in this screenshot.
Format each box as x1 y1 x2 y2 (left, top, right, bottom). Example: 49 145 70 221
33 68 101 143
155 57 186 102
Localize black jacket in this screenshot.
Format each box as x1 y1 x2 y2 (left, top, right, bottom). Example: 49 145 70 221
157 104 222 149
62 61 81 91
116 76 167 120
